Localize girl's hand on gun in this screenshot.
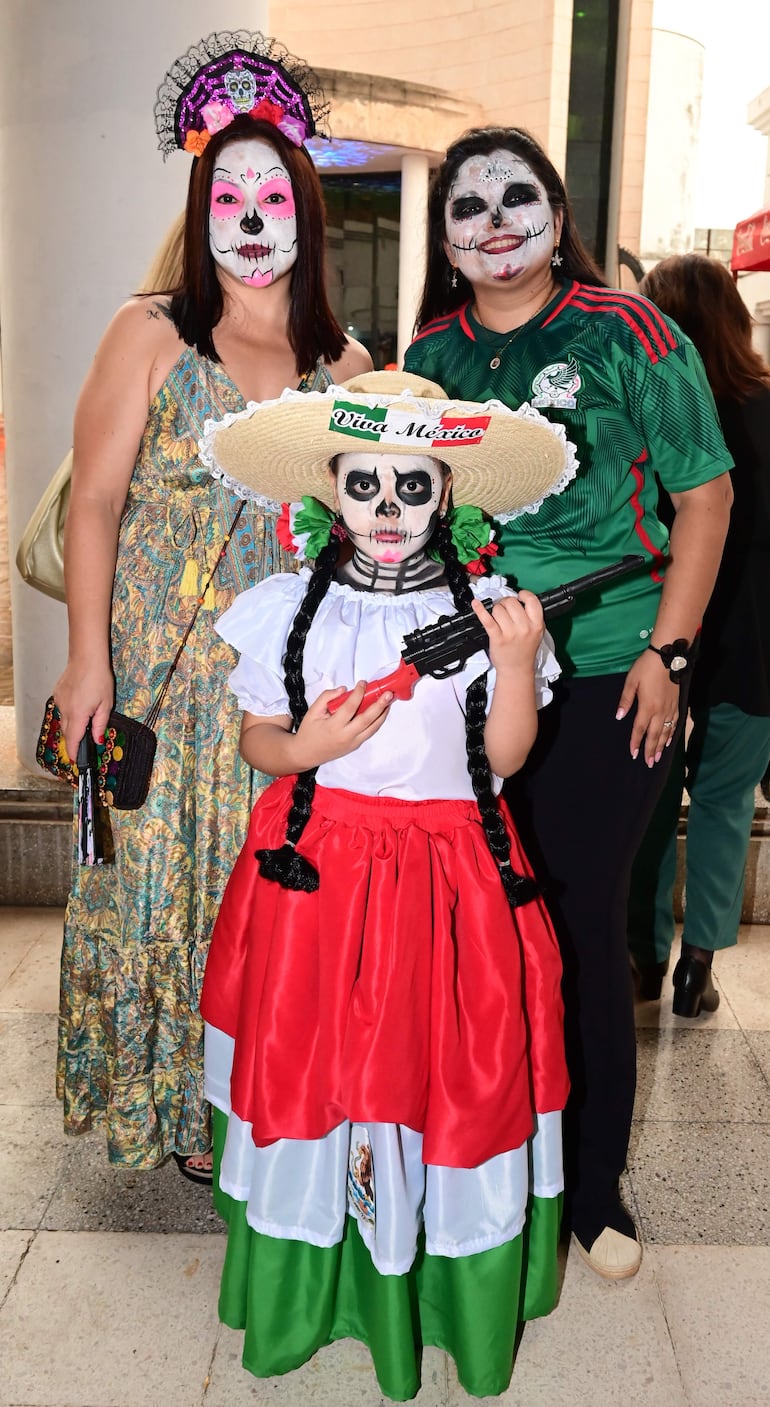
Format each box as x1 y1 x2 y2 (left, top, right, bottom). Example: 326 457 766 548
471 591 544 675
294 682 393 769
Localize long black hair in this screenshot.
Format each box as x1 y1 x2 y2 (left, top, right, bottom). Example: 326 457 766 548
415 126 606 332
256 520 538 910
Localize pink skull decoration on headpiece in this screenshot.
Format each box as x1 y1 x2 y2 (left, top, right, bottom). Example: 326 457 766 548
154 30 330 157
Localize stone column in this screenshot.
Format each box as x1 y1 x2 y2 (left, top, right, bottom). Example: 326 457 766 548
397 152 430 367
0 0 267 770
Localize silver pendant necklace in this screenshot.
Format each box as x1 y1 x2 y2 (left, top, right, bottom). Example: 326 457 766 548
478 285 557 370
489 341 515 372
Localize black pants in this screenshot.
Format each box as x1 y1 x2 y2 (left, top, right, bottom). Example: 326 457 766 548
504 672 682 1247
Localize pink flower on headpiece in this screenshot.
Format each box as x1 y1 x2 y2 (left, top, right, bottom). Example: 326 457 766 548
201 100 236 135
184 129 211 157
278 114 309 146
249 97 285 128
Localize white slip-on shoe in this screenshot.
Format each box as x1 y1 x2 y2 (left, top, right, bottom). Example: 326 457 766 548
573 1226 642 1280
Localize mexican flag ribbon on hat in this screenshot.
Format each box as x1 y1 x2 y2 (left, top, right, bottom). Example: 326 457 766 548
328 402 491 450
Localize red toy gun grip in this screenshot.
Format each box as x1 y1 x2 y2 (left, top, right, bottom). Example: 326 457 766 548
326 659 420 715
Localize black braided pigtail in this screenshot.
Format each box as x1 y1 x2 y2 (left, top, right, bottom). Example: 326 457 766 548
255 538 341 892
435 518 539 910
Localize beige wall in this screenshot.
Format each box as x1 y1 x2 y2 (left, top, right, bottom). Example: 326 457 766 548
274 0 574 162
314 70 482 155
277 0 654 262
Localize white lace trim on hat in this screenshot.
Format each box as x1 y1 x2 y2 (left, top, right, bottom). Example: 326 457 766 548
199 387 340 511
198 388 579 516
493 403 579 523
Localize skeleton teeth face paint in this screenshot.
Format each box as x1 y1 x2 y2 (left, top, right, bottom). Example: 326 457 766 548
209 137 297 288
334 453 446 565
444 150 558 287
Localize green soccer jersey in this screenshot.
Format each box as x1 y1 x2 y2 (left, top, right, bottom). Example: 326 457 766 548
404 281 733 677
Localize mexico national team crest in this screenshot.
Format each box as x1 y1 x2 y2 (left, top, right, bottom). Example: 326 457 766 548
532 358 582 409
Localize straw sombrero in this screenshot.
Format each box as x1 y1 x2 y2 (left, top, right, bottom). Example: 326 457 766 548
200 372 578 521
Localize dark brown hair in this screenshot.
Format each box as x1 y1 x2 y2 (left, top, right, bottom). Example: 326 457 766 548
414 126 606 331
168 114 346 371
640 254 770 402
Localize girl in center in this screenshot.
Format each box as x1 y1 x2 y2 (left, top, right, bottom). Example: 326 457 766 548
198 372 576 1400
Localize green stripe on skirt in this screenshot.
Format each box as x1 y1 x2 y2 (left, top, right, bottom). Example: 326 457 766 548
212 1106 561 1400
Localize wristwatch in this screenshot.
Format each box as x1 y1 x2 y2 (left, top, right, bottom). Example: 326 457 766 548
647 638 692 683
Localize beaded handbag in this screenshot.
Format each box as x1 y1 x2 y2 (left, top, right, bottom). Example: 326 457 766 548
36 700 157 811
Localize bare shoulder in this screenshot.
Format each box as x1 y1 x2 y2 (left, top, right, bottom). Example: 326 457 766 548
326 336 374 382
92 298 178 365
89 296 186 400
98 296 181 357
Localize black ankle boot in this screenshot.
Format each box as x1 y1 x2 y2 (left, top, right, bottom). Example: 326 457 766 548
672 950 719 1018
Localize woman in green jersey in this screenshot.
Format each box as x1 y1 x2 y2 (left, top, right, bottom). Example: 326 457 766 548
405 126 733 1281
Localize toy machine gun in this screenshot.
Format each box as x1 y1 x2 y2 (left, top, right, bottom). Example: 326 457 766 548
327 554 646 715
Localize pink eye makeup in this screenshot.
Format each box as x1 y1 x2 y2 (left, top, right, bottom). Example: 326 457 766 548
256 177 296 218
210 181 244 216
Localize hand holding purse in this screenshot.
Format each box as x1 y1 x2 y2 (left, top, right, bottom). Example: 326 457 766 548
36 499 247 855
37 698 157 811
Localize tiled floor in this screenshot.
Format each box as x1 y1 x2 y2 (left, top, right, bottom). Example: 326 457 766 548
1 907 768 1407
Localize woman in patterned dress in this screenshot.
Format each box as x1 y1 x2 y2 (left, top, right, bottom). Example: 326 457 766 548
53 39 371 1178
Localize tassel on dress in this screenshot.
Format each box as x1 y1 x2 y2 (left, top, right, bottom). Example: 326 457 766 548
179 558 199 598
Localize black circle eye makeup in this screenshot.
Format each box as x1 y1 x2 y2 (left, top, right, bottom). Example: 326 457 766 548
502 182 541 208
396 471 434 505
344 471 380 501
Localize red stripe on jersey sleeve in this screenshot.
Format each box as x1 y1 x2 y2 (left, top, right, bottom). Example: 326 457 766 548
574 286 677 356
409 304 470 345
409 316 455 345
572 297 660 363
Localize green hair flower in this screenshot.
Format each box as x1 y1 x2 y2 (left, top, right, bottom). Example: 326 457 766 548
431 504 498 573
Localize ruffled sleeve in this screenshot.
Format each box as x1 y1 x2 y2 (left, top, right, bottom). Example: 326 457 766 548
215 570 312 717
464 576 561 709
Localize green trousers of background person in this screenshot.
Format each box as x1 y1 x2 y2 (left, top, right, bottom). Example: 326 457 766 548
629 702 770 965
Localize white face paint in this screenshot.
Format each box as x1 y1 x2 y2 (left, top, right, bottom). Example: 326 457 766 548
333 453 447 565
208 137 297 288
444 150 559 287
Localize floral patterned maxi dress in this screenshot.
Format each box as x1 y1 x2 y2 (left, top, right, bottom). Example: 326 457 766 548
56 348 332 1167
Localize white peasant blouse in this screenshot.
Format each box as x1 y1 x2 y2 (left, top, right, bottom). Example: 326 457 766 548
216 570 560 802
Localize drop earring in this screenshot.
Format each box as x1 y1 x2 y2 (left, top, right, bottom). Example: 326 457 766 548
451 268 458 289
551 246 563 268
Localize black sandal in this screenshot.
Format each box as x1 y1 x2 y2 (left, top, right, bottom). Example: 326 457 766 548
173 1151 213 1185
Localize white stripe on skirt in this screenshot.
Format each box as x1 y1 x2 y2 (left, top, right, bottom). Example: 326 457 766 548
205 1021 563 1275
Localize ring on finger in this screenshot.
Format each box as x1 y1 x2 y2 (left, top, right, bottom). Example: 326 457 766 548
663 719 675 728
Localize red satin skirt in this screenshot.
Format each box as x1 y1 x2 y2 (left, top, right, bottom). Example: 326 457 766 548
201 777 568 1170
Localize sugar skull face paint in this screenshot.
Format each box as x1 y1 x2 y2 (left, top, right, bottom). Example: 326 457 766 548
444 150 560 287
209 137 297 287
332 453 448 564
